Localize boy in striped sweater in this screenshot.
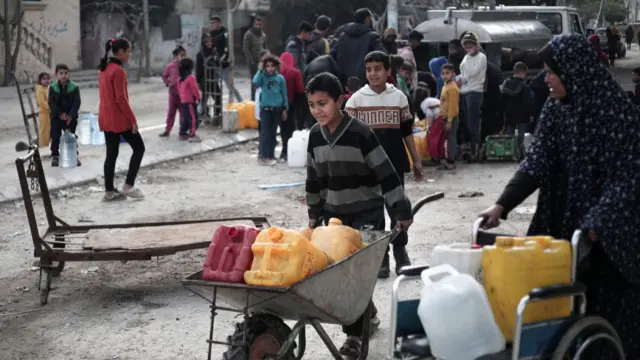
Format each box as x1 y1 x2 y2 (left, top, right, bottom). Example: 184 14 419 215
344 50 423 279
305 72 413 358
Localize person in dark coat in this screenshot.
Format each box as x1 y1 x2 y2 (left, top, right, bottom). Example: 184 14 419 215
284 21 314 71
195 35 222 118
529 68 549 126
447 39 465 74
382 27 398 54
625 25 634 49
305 15 332 64
606 26 620 67
481 60 504 141
408 30 430 72
500 61 534 154
210 15 243 102
330 8 385 83
480 35 640 359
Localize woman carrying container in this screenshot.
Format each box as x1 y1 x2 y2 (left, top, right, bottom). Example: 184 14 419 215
479 34 640 359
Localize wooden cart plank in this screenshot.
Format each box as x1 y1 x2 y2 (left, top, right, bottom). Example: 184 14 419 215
82 220 258 251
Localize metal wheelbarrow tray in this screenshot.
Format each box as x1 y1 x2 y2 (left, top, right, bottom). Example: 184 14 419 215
14 146 270 306
182 192 445 360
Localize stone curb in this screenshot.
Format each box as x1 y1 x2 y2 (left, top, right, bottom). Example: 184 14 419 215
0 130 260 206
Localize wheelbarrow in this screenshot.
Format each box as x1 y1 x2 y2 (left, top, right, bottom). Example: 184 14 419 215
181 192 445 359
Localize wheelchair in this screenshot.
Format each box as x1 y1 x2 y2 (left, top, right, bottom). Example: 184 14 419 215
389 218 626 359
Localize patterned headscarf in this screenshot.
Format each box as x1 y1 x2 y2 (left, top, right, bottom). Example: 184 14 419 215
520 34 640 282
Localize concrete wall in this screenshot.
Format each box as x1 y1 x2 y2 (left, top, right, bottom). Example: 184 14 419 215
23 0 82 69
80 13 128 69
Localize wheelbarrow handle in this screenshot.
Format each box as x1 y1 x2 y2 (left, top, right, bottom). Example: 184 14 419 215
411 192 445 216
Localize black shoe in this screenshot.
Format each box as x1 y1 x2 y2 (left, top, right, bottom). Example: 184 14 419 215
51 156 59 167
393 246 411 275
77 158 82 167
159 131 170 137
378 252 390 279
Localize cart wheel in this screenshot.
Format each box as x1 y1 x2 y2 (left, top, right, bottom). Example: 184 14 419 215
223 314 296 360
551 316 625 360
39 268 52 305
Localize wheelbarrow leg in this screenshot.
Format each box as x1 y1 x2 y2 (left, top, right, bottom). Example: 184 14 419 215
271 320 306 360
207 287 218 360
310 319 343 360
358 301 373 360
295 323 306 360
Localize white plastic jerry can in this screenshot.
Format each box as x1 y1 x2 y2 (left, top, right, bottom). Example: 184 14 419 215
287 131 307 168
222 109 239 133
418 264 505 360
430 243 483 283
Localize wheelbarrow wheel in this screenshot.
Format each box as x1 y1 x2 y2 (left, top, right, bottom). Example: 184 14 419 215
39 268 52 305
223 314 296 360
551 316 625 360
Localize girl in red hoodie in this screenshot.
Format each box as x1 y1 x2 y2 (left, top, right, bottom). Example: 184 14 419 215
178 57 202 142
279 52 305 161
98 38 145 201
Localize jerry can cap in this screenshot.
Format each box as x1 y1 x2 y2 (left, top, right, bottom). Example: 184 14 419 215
267 227 283 241
328 218 342 226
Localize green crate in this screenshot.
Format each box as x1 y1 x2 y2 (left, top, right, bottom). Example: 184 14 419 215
483 135 518 161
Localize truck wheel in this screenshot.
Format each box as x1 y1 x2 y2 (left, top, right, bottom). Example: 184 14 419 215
223 314 296 360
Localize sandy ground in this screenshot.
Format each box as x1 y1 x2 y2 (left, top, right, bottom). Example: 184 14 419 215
0 141 535 360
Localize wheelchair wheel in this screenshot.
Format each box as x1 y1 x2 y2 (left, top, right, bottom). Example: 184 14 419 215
551 316 625 360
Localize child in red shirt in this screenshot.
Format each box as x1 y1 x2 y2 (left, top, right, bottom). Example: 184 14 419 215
178 58 202 142
160 45 186 137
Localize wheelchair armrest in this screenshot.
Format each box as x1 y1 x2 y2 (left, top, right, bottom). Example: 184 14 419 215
397 265 429 277
528 283 586 301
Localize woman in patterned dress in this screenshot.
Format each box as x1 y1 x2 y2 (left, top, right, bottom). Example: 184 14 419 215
479 34 640 359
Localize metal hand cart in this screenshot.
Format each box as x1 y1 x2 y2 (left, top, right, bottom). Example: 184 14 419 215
13 70 40 149
390 218 626 360
15 146 271 305
181 192 445 360
203 56 223 126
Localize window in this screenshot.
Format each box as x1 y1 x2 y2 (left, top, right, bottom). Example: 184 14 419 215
570 13 583 34
537 12 563 35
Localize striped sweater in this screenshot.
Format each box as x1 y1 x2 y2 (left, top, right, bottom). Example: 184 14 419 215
305 114 412 221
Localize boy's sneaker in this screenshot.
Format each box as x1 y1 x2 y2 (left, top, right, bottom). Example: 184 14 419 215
260 158 277 166
393 246 411 275
51 156 59 167
378 252 390 279
159 131 170 137
122 187 144 200
102 191 126 202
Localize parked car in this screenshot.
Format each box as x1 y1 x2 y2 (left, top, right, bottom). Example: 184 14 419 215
596 27 627 58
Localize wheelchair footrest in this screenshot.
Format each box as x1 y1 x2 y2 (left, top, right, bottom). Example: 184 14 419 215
399 335 512 360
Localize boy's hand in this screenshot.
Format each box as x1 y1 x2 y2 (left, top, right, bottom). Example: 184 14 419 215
132 124 138 134
412 162 424 181
396 219 413 232
282 110 288 122
308 218 318 228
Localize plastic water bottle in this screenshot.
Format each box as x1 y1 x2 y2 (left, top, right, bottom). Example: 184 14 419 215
523 133 534 152
60 130 77 168
89 114 105 145
78 114 92 145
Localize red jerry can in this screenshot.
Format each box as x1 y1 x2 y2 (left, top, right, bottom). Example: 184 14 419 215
203 225 261 283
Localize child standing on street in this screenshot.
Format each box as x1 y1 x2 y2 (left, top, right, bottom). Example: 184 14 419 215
253 54 288 165
345 50 423 279
178 58 202 142
279 52 305 162
436 63 460 170
500 61 534 156
49 64 81 167
397 61 413 97
36 72 51 147
305 72 413 359
98 38 146 201
160 46 186 137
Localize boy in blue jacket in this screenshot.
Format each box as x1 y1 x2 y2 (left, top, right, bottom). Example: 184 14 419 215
49 63 81 167
253 54 288 165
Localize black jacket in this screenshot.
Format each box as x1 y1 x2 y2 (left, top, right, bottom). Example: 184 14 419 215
196 43 217 87
284 35 306 70
500 77 534 126
529 69 549 120
304 55 343 87
306 31 329 64
49 80 81 121
210 27 230 68
330 23 385 83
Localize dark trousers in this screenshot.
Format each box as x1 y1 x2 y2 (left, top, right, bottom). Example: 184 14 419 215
505 122 533 149
249 63 258 101
384 175 408 247
180 103 198 136
50 118 77 157
280 105 296 159
323 208 383 336
103 130 145 192
608 48 617 66
461 92 484 156
259 108 282 159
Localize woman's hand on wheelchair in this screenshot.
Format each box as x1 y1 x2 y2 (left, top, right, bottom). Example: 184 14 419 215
478 204 504 229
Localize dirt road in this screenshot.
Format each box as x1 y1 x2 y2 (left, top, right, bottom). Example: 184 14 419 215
0 142 535 360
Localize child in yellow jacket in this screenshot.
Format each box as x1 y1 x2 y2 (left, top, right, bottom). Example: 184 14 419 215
35 72 51 147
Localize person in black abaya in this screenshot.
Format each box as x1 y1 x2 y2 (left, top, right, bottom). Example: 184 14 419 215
480 34 640 359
